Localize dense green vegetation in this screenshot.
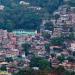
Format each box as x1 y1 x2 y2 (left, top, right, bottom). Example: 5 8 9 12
0 5 41 31
25 0 64 13
0 0 64 31
44 21 54 31
22 42 31 56
51 37 64 46
30 57 51 71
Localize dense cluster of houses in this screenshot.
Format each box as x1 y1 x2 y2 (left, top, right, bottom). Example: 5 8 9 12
51 4 75 38
0 29 48 74
0 3 75 75
41 4 75 71
0 28 74 75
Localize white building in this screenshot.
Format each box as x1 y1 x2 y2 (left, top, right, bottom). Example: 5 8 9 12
0 5 4 10
70 43 75 51
19 1 30 5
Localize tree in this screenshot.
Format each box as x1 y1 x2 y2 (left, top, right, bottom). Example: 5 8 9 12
22 43 31 56
67 56 75 63
44 22 54 31
51 37 64 46
64 70 71 75
73 51 75 56
56 66 65 75
0 65 7 71
57 55 65 63
30 57 51 71
5 57 13 62
42 31 51 40
54 14 60 23
45 43 50 53
71 71 75 75
68 32 75 40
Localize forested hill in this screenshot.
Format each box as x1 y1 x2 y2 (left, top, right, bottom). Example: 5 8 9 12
0 0 64 12
22 0 64 13
0 0 64 31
